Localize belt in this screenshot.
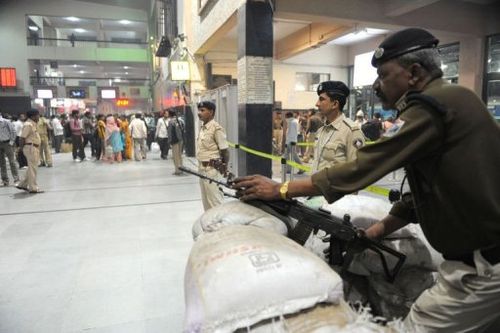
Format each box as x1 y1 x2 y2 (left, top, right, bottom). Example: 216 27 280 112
445 245 500 268
201 161 211 167
25 143 40 148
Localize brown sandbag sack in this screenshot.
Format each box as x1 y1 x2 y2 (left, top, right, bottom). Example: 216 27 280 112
184 225 344 333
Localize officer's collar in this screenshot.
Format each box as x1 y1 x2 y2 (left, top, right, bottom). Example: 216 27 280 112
324 113 345 130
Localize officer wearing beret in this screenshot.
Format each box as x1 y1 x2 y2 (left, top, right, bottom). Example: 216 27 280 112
312 81 364 173
233 28 500 332
17 109 44 193
196 101 229 210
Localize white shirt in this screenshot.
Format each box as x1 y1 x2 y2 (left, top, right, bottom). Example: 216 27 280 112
14 120 24 137
51 118 64 136
285 118 299 144
129 118 147 139
155 117 169 138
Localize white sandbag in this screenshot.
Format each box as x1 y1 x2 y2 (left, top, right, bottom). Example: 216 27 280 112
192 200 289 240
184 225 344 333
321 195 413 238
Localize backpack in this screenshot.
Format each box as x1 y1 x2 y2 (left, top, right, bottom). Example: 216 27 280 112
361 119 383 141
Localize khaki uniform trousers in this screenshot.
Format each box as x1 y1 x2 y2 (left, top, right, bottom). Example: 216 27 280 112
133 138 147 161
199 166 223 211
39 134 53 166
405 250 500 333
303 132 317 161
19 145 40 191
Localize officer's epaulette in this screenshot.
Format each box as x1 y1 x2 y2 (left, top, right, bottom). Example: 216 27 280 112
342 117 360 131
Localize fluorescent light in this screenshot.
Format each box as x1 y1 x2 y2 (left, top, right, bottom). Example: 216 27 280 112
114 78 121 83
66 17 80 22
123 66 129 69
74 28 86 33
73 64 78 68
28 25 39 31
125 72 129 75
330 28 388 46
79 70 85 74
119 20 131 25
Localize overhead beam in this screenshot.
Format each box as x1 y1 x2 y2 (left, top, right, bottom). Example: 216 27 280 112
275 23 351 60
195 13 237 55
385 0 442 17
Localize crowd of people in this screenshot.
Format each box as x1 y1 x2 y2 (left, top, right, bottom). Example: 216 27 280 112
0 108 186 193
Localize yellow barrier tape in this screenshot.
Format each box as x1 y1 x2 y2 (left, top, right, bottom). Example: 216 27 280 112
227 141 390 197
296 141 315 147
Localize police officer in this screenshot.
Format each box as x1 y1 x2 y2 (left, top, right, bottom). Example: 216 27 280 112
196 101 229 211
233 28 500 332
37 112 53 167
312 81 364 173
17 109 44 193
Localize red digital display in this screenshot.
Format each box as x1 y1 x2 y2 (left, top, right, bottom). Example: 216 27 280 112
0 68 17 87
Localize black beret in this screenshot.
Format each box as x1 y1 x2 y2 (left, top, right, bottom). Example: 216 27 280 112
197 101 216 111
26 109 39 118
317 81 350 98
371 28 439 67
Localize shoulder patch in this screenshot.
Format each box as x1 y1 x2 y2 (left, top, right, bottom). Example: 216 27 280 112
353 138 364 149
343 117 360 131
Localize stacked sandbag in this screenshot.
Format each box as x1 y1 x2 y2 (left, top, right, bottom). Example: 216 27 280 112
192 200 290 240
184 225 345 333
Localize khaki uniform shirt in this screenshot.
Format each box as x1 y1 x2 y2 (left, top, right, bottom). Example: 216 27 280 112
311 78 500 257
196 119 228 162
312 114 364 172
21 119 41 145
37 117 50 137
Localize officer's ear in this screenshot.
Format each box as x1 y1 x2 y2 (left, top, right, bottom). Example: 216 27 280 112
408 63 424 86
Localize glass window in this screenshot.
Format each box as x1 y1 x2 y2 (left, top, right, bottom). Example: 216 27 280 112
485 34 500 121
438 43 460 84
294 72 330 92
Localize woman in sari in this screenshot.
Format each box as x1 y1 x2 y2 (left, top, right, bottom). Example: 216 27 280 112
105 115 123 163
119 115 133 160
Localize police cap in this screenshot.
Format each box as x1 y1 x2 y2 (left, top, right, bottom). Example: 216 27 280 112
371 28 439 67
316 81 350 98
26 108 39 118
197 101 216 111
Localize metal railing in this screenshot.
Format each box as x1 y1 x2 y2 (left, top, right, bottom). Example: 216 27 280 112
27 37 148 49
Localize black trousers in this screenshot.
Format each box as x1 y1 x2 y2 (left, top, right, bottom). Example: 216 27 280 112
82 134 96 157
158 138 170 159
72 135 85 160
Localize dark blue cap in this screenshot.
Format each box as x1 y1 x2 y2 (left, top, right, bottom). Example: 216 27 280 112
197 101 216 111
371 28 439 67
317 81 350 98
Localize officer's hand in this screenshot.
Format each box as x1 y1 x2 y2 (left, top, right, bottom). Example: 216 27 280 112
232 175 281 201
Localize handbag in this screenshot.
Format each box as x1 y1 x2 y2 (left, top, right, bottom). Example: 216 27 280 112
151 142 160 154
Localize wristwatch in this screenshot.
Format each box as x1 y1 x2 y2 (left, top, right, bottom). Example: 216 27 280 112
279 181 290 200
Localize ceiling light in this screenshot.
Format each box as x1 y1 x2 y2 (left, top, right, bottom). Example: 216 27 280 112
329 28 388 46
115 78 121 82
66 17 80 22
125 72 129 75
123 66 129 69
73 64 78 68
28 25 39 31
74 28 86 33
79 70 85 74
119 20 131 25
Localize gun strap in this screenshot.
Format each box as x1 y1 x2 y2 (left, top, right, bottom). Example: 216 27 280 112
289 220 314 245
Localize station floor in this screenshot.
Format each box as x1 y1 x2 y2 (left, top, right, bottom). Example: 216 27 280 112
0 149 403 333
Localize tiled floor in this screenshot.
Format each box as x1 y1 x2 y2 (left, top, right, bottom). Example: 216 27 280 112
0 151 203 333
0 149 403 333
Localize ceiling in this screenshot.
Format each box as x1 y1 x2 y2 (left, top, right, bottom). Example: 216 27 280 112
73 0 151 12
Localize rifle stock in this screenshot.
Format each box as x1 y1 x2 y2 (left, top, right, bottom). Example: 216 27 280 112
179 165 406 282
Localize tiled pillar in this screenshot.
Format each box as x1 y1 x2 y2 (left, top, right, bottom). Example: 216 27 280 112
237 0 273 177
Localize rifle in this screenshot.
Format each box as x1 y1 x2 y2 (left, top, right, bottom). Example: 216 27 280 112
179 166 406 282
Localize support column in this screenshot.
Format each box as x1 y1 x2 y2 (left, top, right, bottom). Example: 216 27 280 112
237 0 273 177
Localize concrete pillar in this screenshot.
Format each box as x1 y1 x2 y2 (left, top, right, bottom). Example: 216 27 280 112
458 36 485 95
237 0 273 177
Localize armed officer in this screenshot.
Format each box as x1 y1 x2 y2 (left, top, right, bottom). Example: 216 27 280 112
233 28 500 332
17 109 44 193
196 101 229 211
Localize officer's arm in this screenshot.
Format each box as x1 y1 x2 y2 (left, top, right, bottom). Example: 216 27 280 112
220 149 229 165
364 214 409 240
19 137 25 149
